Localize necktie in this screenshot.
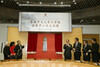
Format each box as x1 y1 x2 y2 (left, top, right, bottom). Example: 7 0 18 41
75 43 77 47
84 45 87 49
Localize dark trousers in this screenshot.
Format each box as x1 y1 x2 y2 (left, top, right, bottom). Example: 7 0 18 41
74 52 81 60
83 53 90 61
4 55 10 59
92 52 99 62
64 55 71 61
16 54 22 59
10 55 16 59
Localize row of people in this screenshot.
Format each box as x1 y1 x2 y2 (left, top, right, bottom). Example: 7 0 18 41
3 40 24 60
63 38 99 62
2 38 99 62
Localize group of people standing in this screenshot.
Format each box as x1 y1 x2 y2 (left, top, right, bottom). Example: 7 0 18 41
3 40 24 60
63 38 99 62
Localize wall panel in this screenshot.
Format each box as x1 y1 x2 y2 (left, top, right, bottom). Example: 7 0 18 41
7 27 28 59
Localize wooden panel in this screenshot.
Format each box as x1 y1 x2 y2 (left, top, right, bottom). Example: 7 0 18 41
7 27 28 59
83 34 100 52
62 28 83 60
83 34 99 44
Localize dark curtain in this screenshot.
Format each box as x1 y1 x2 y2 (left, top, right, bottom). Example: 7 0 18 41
55 33 62 52
27 33 38 51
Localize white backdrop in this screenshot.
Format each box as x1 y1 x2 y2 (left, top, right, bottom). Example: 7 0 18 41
19 12 72 32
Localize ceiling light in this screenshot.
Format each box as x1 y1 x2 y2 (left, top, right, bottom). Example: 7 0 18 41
1 0 3 3
27 1 29 4
11 21 13 23
54 2 57 5
81 20 83 21
93 20 95 21
73 0 75 2
40 2 42 4
16 2 19 4
61 2 63 4
74 2 77 4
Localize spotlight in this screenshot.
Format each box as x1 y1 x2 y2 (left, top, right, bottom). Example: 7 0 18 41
40 2 42 4
16 2 19 4
54 2 57 5
81 20 83 21
61 2 63 4
74 2 77 4
27 1 29 4
73 0 75 2
1 0 3 3
93 20 95 21
11 21 13 23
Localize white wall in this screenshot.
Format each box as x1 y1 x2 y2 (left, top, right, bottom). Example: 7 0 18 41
72 25 100 34
0 24 100 43
0 24 18 42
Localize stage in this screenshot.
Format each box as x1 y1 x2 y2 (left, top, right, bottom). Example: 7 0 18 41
0 60 99 67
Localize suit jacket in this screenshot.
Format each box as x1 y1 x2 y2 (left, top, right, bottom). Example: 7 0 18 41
92 43 99 53
63 44 72 56
73 42 81 52
82 44 91 54
14 44 24 56
3 46 10 56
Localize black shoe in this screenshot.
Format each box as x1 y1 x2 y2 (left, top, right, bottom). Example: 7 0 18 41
97 63 100 66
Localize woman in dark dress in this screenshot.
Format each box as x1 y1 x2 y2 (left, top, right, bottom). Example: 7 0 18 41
3 42 10 59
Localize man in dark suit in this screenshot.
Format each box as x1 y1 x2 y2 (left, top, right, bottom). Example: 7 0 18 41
73 38 81 60
91 38 99 62
14 40 24 59
3 42 10 59
82 40 91 61
63 40 72 61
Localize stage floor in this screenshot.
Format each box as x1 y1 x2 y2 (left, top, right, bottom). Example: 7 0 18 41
0 60 99 67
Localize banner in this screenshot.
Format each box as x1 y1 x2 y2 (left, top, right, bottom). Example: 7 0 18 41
19 12 72 32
